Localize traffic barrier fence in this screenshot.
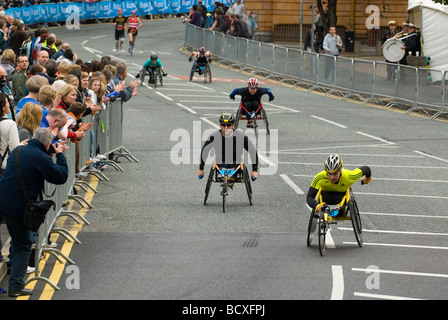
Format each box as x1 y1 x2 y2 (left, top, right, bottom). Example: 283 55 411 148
25 98 138 291
184 24 448 120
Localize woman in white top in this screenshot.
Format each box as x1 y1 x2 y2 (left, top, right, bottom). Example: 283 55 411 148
0 92 20 173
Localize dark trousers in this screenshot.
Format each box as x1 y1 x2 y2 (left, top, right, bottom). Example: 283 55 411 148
242 101 260 116
3 216 32 291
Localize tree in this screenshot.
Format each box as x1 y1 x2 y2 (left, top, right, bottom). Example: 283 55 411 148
316 0 338 34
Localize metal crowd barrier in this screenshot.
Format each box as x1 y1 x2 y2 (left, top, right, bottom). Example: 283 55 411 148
25 98 139 291
185 24 448 120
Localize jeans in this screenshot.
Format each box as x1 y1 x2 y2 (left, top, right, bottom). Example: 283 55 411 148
3 216 32 291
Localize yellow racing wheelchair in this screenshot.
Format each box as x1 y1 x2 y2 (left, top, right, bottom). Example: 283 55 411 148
306 187 362 256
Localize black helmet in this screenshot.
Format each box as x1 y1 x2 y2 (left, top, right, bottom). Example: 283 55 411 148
150 54 158 60
219 113 235 124
324 154 343 173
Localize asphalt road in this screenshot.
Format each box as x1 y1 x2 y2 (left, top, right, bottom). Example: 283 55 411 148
2 18 447 304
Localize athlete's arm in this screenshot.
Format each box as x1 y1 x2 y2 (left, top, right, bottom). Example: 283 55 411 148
306 186 320 211
229 88 243 100
199 134 216 171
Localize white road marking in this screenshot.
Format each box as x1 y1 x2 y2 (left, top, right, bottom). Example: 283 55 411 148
357 131 395 145
311 115 347 128
279 174 304 195
352 267 448 279
176 103 197 114
344 242 448 250
354 292 424 300
331 265 344 300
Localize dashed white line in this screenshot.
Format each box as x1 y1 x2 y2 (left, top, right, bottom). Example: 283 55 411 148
156 91 173 101
311 115 347 128
176 103 197 114
414 150 448 164
279 174 304 195
357 131 395 145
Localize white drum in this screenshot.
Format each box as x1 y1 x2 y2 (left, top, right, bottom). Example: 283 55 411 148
383 38 405 62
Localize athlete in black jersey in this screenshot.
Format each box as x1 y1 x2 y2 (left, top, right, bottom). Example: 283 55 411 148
229 78 274 127
188 46 211 76
198 113 259 181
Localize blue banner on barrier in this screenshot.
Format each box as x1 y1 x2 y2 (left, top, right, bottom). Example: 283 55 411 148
4 0 233 24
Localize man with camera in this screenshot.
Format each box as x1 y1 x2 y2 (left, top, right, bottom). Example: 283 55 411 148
0 127 68 297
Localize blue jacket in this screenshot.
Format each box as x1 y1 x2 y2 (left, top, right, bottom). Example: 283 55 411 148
0 139 68 221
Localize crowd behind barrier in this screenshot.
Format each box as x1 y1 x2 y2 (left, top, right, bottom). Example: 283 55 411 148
3 0 231 25
185 23 448 120
28 98 138 290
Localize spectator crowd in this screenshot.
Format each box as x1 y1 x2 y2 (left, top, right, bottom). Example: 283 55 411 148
184 1 258 40
0 8 140 296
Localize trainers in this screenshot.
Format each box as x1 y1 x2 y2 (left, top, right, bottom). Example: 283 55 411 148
26 266 35 274
94 154 107 161
163 73 168 76
75 172 89 179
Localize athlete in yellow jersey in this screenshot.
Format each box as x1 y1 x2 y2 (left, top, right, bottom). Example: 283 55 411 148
306 154 372 213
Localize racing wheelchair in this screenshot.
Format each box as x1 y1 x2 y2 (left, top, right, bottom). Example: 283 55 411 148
234 102 270 135
306 187 362 256
203 162 253 213
190 61 212 84
139 67 163 88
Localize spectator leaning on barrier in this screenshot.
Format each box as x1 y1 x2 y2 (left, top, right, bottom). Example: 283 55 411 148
0 127 68 297
189 5 202 27
109 62 138 102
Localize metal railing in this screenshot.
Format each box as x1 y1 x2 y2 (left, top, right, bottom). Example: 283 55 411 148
185 24 448 120
25 98 139 291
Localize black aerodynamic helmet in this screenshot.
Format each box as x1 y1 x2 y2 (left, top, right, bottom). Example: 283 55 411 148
219 113 235 124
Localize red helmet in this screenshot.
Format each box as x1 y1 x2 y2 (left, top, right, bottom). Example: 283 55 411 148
248 78 259 88
199 47 206 53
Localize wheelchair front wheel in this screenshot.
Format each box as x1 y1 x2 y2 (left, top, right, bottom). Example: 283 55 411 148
318 214 327 256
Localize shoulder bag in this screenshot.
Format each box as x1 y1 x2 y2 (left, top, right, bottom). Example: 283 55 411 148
15 146 56 232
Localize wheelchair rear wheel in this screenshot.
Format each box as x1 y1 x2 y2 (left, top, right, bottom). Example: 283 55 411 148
261 108 270 135
204 167 215 205
243 167 252 205
307 209 318 247
139 69 146 86
234 108 241 129
349 198 363 247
